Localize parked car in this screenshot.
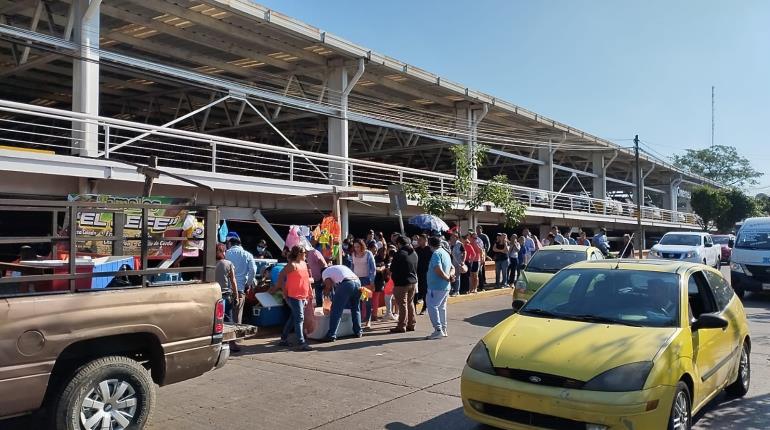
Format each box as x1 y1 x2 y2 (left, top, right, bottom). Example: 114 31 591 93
648 232 721 269
463 260 750 430
0 200 235 429
730 217 770 299
513 245 604 303
712 234 735 263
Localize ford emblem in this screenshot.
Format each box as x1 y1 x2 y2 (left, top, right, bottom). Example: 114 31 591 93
528 376 542 383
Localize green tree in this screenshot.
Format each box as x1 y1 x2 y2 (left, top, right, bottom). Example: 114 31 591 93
672 145 763 188
715 188 760 232
756 193 770 215
690 186 729 231
405 144 527 228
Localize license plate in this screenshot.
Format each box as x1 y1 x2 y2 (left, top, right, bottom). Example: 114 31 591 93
763 284 770 291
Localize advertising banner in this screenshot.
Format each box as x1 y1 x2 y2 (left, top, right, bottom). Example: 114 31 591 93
67 194 194 258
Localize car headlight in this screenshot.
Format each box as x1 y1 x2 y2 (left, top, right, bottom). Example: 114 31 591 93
683 251 695 258
467 341 495 375
582 362 653 392
730 262 745 274
515 279 528 290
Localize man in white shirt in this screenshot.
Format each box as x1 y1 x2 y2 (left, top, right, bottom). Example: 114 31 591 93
321 265 362 342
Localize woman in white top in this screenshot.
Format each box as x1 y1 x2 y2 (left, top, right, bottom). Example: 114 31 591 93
351 239 377 328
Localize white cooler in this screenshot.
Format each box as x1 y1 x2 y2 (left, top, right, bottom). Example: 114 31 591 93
306 308 354 340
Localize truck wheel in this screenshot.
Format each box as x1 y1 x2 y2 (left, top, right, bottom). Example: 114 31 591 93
54 356 155 430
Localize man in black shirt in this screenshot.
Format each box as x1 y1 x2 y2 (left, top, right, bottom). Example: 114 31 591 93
389 236 419 333
254 239 274 259
415 234 434 315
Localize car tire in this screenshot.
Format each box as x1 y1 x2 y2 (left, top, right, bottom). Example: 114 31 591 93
53 355 155 430
726 342 751 398
715 260 721 270
667 381 691 430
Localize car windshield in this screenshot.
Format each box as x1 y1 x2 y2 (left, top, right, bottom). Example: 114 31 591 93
526 250 585 274
712 236 730 245
659 234 701 246
735 229 770 250
521 269 680 328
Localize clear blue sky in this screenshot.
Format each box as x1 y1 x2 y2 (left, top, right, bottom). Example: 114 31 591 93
256 0 770 192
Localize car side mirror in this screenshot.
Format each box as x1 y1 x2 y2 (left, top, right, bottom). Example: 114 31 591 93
728 239 735 248
692 313 728 331
704 243 713 248
512 299 527 312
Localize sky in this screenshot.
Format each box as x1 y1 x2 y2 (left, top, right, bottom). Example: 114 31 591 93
256 0 770 192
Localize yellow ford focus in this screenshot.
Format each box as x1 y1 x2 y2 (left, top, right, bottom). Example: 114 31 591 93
462 260 750 430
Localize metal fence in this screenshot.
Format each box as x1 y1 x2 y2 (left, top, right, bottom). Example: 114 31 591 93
0 99 698 226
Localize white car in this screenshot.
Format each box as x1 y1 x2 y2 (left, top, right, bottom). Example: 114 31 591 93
648 231 722 268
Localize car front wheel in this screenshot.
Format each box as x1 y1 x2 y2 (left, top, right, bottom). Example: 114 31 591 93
54 356 155 430
668 381 691 430
726 342 751 397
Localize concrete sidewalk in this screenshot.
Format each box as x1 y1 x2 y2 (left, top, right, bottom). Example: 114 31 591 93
147 292 512 429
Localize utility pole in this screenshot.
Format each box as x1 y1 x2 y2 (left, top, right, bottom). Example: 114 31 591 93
711 86 715 147
634 135 643 252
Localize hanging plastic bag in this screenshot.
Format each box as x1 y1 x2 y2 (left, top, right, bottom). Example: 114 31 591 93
285 225 302 249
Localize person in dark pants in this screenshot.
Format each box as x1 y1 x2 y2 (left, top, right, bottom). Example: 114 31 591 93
475 226 490 289
322 265 362 342
389 236 419 333
415 234 433 315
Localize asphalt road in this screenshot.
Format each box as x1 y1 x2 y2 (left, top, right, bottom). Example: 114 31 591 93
5 270 770 429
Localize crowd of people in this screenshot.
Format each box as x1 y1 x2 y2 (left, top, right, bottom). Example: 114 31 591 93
213 224 636 352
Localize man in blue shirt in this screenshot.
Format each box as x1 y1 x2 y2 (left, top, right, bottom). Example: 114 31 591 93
521 228 537 257
425 236 455 340
593 227 610 257
225 232 256 326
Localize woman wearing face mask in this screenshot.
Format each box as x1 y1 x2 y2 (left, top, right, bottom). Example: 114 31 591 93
254 239 273 259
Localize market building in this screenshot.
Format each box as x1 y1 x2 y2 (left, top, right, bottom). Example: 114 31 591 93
0 0 718 245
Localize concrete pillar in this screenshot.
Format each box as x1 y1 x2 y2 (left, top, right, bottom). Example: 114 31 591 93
662 179 680 211
327 61 349 238
591 153 607 199
71 0 100 157
538 144 554 192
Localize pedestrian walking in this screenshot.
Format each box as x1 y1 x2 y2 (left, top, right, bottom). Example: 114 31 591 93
424 237 454 340
321 264 363 342
492 233 510 288
274 246 313 351
415 234 433 315
224 232 255 353
389 236 418 333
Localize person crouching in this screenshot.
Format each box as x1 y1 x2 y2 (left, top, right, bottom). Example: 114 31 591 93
321 264 363 342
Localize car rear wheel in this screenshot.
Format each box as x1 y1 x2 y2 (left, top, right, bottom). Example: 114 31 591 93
54 356 155 430
726 342 751 398
668 381 691 430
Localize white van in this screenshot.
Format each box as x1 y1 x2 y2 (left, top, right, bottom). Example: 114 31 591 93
730 216 770 298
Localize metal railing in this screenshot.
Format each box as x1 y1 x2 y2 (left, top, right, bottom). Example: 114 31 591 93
0 99 699 226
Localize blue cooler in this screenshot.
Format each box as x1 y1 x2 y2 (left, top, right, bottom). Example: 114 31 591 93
250 291 289 327
270 263 286 286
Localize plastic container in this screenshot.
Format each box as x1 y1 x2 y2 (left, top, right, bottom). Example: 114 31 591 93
270 263 286 285
306 308 354 340
91 256 135 289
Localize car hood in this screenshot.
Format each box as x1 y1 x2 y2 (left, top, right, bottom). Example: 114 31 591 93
484 314 677 381
652 245 699 253
520 271 553 291
731 248 770 265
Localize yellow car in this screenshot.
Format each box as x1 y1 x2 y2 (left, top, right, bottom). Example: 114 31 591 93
514 245 605 297
462 260 750 430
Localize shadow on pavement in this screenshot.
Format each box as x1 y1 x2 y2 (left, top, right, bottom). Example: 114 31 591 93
463 309 512 328
385 407 487 430
235 334 424 355
694 393 770 429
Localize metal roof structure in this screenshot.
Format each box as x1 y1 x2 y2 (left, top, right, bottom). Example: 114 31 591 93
0 0 716 234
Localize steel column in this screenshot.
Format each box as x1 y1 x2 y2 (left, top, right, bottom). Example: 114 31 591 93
71 0 100 157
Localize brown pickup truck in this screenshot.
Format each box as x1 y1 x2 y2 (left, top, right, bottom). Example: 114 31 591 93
0 199 234 429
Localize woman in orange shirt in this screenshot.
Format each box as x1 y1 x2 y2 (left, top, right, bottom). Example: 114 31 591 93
277 245 313 351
